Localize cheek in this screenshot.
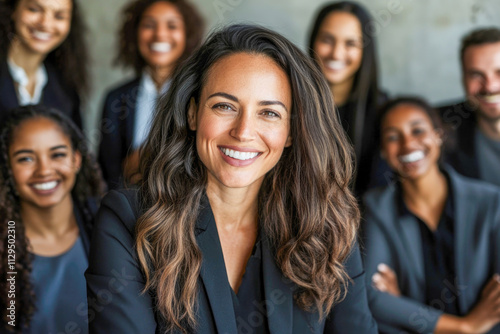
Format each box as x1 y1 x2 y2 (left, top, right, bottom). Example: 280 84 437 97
348 50 363 68
314 42 331 59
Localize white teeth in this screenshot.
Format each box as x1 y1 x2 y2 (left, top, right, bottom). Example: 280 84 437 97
32 181 58 191
480 93 500 104
32 30 51 41
399 151 425 163
326 60 346 70
150 42 172 53
221 148 259 161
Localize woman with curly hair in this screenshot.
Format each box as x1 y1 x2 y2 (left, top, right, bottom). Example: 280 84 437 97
308 1 389 196
98 0 204 190
0 105 104 333
86 24 377 333
0 0 88 129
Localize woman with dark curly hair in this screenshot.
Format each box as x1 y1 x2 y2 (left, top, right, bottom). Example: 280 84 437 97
98 0 204 190
86 24 377 333
0 0 88 129
308 1 389 196
0 105 104 333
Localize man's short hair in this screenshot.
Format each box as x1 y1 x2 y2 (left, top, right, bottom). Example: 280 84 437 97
460 27 500 67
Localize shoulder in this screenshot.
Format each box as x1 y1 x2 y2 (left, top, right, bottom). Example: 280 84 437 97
363 185 396 214
104 77 141 101
98 188 141 234
447 166 500 204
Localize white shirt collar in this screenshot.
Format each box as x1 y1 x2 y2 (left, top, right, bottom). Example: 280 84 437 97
7 58 48 105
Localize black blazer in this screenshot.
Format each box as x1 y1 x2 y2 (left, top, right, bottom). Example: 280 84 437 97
362 167 500 333
0 59 82 129
97 78 141 190
86 190 378 333
438 101 480 180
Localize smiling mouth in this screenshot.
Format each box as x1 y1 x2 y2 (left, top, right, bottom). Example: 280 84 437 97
220 147 260 161
150 42 172 53
32 181 59 191
399 150 425 163
325 60 346 71
477 93 500 104
31 29 52 41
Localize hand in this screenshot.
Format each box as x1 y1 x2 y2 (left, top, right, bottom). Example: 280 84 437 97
372 263 401 297
460 274 500 334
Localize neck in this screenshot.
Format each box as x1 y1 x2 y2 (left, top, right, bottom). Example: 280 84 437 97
8 41 45 78
400 165 448 208
476 116 500 141
146 65 173 92
20 195 75 239
206 180 260 233
330 78 354 107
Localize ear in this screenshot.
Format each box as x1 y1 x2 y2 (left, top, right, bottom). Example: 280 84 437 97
435 128 444 146
73 150 82 174
187 98 197 131
284 134 292 148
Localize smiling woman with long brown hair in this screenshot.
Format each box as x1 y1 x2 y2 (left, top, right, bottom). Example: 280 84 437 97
86 24 377 333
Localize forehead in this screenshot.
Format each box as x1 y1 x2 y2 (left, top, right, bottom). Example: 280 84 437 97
318 11 362 37
463 42 500 69
141 1 182 19
10 118 70 150
382 104 433 128
19 0 72 11
201 53 292 105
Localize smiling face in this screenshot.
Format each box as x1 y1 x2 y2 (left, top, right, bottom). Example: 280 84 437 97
9 117 81 210
313 11 363 88
380 104 442 180
137 1 186 75
188 53 292 191
11 0 72 56
463 42 500 122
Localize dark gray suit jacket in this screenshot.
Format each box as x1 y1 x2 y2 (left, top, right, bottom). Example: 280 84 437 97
86 190 378 333
362 167 500 333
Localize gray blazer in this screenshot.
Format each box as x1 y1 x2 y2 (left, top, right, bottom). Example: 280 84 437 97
86 190 378 333
362 167 500 334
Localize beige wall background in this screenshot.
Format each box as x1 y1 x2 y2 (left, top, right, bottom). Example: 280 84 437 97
79 0 500 149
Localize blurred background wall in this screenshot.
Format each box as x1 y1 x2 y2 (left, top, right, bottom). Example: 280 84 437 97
80 0 500 148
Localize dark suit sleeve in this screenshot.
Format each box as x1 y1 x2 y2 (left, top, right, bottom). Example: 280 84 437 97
363 210 443 334
98 92 126 190
324 244 378 333
85 191 157 333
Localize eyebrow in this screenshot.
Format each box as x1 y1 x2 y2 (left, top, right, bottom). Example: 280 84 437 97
382 119 427 132
207 92 289 112
12 145 69 157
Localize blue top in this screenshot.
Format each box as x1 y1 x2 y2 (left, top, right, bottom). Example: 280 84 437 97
28 237 88 334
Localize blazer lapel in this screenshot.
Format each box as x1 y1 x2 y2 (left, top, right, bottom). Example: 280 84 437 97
195 198 238 334
448 169 471 314
0 60 20 112
261 236 294 334
397 212 426 291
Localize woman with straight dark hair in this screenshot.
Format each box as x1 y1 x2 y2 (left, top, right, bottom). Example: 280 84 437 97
308 1 388 196
362 97 500 334
0 105 104 333
98 0 204 190
86 24 377 333
0 0 88 129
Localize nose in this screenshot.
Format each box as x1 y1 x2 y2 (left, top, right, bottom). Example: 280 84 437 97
36 12 52 29
484 74 500 93
230 111 256 142
35 157 54 177
154 23 169 40
331 41 345 60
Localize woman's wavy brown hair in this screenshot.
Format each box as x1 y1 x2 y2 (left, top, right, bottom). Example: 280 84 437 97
136 24 360 332
115 0 204 75
0 0 90 96
0 105 105 332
